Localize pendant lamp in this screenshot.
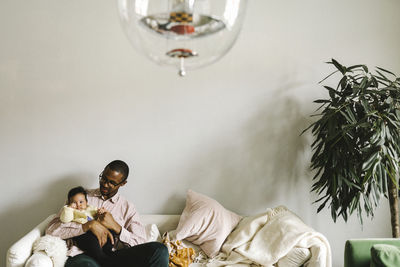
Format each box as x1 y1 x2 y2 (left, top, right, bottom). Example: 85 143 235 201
118 0 247 76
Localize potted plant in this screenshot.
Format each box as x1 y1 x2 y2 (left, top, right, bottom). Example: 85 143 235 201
304 59 400 237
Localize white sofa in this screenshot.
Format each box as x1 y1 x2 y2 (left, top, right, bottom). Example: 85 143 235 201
7 214 315 267
6 214 185 267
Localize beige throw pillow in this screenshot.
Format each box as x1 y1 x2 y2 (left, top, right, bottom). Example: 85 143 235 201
175 190 242 258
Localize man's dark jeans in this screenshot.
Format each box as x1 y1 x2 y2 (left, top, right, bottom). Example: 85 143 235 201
65 242 169 267
72 231 117 266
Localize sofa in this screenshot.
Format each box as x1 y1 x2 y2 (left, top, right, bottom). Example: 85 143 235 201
7 190 331 267
344 238 400 267
7 213 323 267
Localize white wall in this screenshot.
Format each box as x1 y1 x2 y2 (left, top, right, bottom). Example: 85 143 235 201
1 0 400 266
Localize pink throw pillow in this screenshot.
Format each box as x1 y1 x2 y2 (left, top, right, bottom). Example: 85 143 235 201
175 190 242 258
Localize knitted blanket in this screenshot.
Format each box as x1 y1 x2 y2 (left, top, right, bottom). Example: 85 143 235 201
207 206 332 267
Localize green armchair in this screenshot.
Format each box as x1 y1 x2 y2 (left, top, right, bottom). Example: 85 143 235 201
344 238 400 267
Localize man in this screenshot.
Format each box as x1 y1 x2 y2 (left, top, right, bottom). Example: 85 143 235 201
46 160 169 267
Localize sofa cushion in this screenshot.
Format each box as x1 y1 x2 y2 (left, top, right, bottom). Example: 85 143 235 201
174 190 242 258
276 247 311 267
370 244 400 267
25 251 53 267
145 223 161 242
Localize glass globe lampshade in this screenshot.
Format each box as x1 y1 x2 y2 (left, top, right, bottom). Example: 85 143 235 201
118 0 247 76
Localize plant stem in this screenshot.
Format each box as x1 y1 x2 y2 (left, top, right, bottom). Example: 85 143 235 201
388 176 400 237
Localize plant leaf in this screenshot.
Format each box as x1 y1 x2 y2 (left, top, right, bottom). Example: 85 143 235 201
331 58 346 74
376 66 396 76
314 99 331 103
319 70 340 84
375 70 390 82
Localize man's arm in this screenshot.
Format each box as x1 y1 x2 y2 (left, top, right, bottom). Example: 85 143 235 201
119 212 147 246
97 211 122 234
97 206 147 246
82 220 114 247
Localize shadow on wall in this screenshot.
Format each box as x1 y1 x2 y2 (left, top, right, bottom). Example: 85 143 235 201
2 173 92 262
177 87 314 215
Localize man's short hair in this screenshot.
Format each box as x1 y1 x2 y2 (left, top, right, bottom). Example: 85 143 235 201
105 160 129 181
67 186 88 203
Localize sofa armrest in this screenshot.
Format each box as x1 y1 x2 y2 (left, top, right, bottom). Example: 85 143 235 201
344 238 400 267
6 214 55 267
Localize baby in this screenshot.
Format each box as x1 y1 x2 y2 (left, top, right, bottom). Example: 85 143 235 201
61 186 99 224
61 186 115 266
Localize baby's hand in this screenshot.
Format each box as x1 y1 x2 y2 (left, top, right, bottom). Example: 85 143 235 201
98 207 107 215
69 203 77 209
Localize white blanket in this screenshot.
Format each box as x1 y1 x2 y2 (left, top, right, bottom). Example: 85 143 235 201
206 206 331 267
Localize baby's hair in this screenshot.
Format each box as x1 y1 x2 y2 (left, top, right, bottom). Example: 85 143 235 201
67 186 88 204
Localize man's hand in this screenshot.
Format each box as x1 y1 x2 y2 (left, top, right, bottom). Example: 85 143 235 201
97 211 122 234
83 220 114 247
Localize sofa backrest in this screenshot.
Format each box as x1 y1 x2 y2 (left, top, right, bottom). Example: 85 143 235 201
141 214 180 234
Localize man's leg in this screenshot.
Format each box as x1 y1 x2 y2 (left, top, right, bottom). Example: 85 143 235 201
65 254 101 267
113 242 169 267
73 232 113 266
